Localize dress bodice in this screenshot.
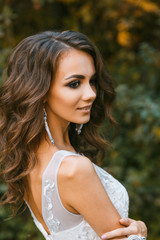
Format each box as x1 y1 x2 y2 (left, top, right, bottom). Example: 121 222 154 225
27 150 129 240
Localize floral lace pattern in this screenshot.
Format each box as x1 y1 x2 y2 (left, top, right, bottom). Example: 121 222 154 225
76 220 100 240
43 179 60 233
39 220 101 240
94 165 129 218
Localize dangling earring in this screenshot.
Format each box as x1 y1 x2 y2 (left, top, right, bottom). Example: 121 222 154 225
75 124 83 135
43 108 54 144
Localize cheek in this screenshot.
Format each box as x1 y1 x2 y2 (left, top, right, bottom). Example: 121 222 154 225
49 89 80 111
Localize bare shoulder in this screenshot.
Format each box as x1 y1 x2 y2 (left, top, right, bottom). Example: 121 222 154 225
58 154 95 180
57 154 123 237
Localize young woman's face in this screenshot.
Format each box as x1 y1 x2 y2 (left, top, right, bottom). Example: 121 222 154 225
45 49 97 125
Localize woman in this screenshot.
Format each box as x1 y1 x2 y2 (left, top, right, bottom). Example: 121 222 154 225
0 31 147 240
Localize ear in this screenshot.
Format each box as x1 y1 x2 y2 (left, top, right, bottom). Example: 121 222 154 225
43 96 47 103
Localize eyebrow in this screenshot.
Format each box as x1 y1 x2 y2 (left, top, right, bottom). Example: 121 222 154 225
65 73 96 80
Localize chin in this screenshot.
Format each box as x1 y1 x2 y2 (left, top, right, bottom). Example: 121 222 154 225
72 115 91 125
79 118 90 124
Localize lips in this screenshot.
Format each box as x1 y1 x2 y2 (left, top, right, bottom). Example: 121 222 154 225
77 105 92 110
77 105 92 113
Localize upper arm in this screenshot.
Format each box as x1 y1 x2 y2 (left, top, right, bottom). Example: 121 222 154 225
58 155 123 238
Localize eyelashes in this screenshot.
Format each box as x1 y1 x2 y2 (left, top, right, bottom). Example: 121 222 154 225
67 80 80 89
67 78 97 89
90 78 97 86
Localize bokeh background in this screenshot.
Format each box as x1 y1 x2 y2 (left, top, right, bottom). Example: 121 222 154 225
0 0 160 239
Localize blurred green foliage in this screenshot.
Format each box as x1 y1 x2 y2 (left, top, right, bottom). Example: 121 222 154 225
0 0 160 239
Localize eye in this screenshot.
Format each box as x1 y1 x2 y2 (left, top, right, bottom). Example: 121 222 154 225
90 77 97 86
67 80 80 89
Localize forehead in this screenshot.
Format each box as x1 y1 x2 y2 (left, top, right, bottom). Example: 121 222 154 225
55 49 96 79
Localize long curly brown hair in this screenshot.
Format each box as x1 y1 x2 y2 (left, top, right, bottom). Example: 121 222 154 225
0 30 117 215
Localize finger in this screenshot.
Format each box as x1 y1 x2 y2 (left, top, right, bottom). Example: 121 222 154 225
101 228 128 239
120 218 134 226
119 218 147 238
123 219 147 237
137 221 148 238
101 235 127 240
101 226 140 239
101 234 128 240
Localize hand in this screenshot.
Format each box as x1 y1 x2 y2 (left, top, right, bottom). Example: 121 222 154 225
101 217 147 240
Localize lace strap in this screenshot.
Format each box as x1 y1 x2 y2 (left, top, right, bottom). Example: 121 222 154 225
42 150 83 234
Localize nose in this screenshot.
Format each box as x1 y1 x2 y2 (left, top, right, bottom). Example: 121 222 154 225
82 83 96 102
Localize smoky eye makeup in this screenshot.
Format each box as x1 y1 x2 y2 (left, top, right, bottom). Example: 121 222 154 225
90 76 97 85
65 73 97 89
67 80 80 89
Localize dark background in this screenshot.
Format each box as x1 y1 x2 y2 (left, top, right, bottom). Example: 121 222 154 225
0 0 160 239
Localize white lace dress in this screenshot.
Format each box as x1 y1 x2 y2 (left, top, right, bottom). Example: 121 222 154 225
27 150 129 240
